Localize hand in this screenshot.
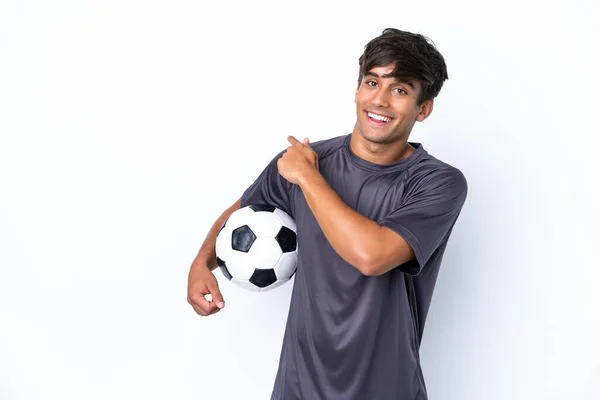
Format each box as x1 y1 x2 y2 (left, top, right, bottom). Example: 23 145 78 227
277 136 319 185
187 262 225 316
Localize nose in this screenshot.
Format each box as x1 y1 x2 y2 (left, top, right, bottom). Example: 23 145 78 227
371 87 390 108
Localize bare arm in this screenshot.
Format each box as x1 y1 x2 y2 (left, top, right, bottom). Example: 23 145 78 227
191 197 242 272
277 136 414 277
188 196 242 316
297 170 414 276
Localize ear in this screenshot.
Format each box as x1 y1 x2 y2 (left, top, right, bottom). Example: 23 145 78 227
354 81 361 104
416 99 434 122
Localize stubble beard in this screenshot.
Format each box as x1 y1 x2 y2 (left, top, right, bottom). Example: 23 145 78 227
358 122 400 146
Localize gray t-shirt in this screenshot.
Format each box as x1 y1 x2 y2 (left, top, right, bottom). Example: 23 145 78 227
241 133 468 400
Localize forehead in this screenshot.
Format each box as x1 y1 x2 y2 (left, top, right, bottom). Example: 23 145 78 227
368 65 396 76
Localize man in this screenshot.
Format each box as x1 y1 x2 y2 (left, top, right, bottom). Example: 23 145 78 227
188 28 468 400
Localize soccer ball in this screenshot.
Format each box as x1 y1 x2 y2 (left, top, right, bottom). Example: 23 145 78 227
215 204 298 292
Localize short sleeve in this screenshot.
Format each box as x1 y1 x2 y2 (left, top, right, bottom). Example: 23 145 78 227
378 167 468 275
240 151 294 217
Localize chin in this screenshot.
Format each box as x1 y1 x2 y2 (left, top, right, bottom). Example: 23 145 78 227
359 127 397 145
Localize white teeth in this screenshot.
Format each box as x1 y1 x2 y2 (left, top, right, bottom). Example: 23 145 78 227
367 112 391 122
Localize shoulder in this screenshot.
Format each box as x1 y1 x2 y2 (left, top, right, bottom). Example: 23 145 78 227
308 134 347 160
265 135 346 167
407 147 468 198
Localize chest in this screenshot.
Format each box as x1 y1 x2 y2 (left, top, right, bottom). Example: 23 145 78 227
290 167 407 240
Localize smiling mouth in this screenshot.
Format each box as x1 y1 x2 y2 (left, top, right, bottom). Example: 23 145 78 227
366 111 392 124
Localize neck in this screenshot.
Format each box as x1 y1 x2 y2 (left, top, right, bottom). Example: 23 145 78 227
349 129 415 165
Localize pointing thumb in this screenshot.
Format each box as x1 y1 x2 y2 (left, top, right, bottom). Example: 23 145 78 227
303 137 310 145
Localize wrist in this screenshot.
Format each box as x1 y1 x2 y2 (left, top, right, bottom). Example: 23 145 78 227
192 255 213 271
297 167 321 189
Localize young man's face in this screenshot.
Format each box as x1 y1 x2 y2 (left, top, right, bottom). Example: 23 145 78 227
354 64 432 145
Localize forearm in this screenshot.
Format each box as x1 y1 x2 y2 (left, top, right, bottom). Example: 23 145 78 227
192 197 242 271
297 171 383 273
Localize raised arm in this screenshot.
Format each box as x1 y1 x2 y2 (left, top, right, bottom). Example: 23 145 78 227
277 136 467 277
277 136 413 276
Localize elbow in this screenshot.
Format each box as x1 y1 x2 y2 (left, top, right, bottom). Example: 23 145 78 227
354 253 385 277
358 265 381 277
354 249 412 277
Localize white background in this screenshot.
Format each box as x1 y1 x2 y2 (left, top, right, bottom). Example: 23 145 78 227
1 0 599 399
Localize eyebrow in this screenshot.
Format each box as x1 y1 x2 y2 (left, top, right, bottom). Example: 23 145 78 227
364 71 415 90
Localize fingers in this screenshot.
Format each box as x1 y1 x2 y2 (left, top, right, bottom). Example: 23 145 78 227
287 136 311 148
208 281 225 309
188 281 225 317
190 299 220 316
189 293 219 316
287 135 300 146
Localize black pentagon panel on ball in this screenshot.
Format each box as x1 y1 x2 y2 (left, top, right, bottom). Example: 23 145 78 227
276 226 297 252
249 268 278 288
217 257 233 280
249 204 275 213
231 225 256 252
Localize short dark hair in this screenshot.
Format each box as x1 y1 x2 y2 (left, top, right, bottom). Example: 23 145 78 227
358 28 449 105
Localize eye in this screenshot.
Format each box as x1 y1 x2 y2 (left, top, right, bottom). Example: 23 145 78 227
394 88 407 95
365 80 377 87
